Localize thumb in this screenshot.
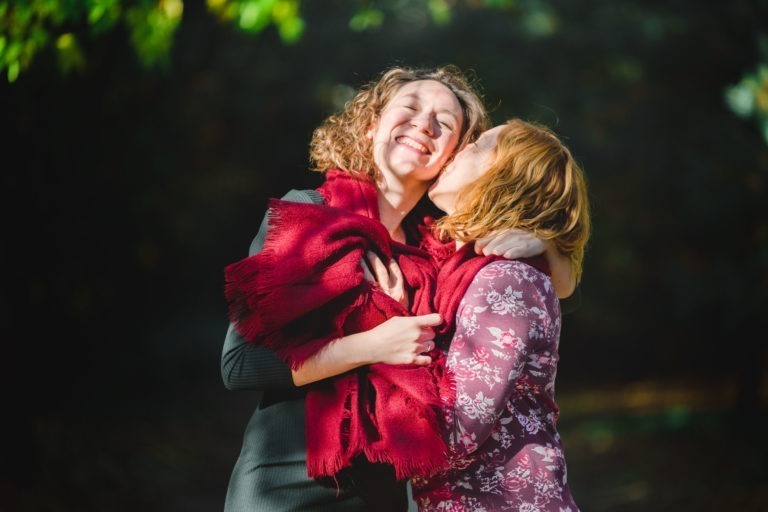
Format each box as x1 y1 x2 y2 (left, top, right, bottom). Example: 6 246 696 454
414 313 442 326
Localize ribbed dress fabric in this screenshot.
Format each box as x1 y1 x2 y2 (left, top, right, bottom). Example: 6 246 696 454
221 189 403 512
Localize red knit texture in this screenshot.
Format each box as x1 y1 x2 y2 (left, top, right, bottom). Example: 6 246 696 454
224 171 452 479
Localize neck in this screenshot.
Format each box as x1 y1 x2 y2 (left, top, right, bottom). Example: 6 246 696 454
376 176 429 242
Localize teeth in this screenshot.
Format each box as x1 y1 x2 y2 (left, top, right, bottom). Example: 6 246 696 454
398 137 428 154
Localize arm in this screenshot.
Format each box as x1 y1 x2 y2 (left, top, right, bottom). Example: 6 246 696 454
543 240 577 299
221 323 294 391
222 190 440 390
445 261 550 457
221 189 318 391
291 313 441 386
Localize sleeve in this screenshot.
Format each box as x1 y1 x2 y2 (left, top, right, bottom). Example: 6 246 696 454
444 262 550 458
220 189 321 391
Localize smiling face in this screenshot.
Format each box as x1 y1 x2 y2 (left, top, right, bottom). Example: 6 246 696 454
368 80 464 189
428 124 506 214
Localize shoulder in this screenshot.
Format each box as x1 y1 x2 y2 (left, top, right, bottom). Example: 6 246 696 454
464 260 558 317
247 189 324 256
280 189 324 204
473 260 554 292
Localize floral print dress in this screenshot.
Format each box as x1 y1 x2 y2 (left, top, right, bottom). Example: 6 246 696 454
413 260 579 512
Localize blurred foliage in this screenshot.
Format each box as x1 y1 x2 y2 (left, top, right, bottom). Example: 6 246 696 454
726 36 768 144
0 0 184 81
0 0 544 82
207 0 305 43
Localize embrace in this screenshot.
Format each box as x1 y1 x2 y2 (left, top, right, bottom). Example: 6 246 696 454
221 65 590 512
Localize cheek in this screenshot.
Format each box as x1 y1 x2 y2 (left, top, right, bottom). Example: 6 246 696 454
437 136 460 162
452 162 480 189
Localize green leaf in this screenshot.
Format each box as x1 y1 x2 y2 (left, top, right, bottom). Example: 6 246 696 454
277 14 303 43
89 4 107 24
56 32 85 73
272 0 298 22
7 59 19 82
239 0 271 32
349 9 382 32
428 0 451 26
725 82 754 118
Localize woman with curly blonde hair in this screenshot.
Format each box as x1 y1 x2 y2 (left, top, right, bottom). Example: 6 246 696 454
412 119 590 511
221 65 577 512
309 66 486 182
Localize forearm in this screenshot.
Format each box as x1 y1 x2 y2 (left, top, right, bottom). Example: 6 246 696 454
292 313 440 387
545 243 576 299
291 332 372 387
446 263 542 458
221 189 316 392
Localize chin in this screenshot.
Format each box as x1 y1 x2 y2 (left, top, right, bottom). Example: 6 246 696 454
428 192 450 213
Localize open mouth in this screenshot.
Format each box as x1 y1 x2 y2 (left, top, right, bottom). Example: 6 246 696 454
396 136 430 155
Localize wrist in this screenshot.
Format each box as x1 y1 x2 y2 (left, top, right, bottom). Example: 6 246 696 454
335 332 375 367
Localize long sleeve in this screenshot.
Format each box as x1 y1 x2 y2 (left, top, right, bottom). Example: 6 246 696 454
444 260 558 458
414 260 574 511
220 189 323 391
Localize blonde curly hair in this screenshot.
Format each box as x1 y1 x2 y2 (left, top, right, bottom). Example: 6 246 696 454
437 119 591 282
309 66 489 179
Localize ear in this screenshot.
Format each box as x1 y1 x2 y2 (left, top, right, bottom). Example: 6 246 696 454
365 115 378 140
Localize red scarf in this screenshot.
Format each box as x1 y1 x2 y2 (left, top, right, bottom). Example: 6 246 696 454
224 170 452 479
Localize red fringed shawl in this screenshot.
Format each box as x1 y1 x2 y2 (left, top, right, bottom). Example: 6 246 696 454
224 170 452 479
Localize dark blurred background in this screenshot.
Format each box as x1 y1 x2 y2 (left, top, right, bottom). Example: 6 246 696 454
1 1 766 510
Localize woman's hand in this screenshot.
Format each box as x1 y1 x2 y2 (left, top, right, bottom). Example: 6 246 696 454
361 250 409 309
474 229 545 259
360 313 442 366
291 313 442 386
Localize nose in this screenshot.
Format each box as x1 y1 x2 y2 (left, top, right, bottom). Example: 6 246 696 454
411 112 435 136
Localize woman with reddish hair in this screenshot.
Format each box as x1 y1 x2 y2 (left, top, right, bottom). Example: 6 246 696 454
412 119 590 511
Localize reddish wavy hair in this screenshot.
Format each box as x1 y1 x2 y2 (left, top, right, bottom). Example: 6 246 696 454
437 119 591 282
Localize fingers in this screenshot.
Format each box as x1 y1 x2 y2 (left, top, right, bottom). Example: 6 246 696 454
500 239 542 259
477 229 547 259
413 313 442 326
366 250 390 285
476 229 521 255
473 232 495 255
360 258 375 283
412 354 432 366
418 326 435 343
483 229 522 255
388 256 404 285
502 246 530 259
387 255 409 308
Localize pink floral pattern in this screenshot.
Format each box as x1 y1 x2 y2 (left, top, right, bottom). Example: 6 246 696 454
413 260 579 511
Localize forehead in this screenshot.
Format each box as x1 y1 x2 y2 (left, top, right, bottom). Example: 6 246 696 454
476 125 505 150
390 80 462 114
